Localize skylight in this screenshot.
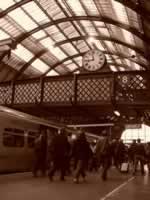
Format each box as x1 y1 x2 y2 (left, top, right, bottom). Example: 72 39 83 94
122 29 135 45
32 59 50 73
12 44 34 62
0 29 10 40
66 63 78 71
109 65 117 72
22 2 50 24
46 70 59 76
0 0 16 10
94 41 105 51
32 30 47 40
41 38 67 60
8 8 38 31
105 41 116 52
111 0 129 24
134 63 141 70
67 0 86 16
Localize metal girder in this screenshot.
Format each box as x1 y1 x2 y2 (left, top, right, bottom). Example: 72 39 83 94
41 52 147 77
13 49 47 81
0 0 32 18
15 16 149 44
115 0 150 21
55 36 147 58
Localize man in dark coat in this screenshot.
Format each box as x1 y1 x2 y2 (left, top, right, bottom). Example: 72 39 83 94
33 128 47 177
48 128 70 181
72 131 92 183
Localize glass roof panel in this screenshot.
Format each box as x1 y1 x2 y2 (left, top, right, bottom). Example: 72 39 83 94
41 37 67 60
3 53 25 71
46 26 66 42
134 36 144 49
109 65 117 72
98 28 110 37
94 41 105 51
82 0 99 15
8 8 38 31
57 0 72 17
66 0 86 16
32 59 50 73
122 29 135 46
64 60 72 65
126 7 142 31
0 0 16 10
73 21 86 35
134 63 141 70
61 43 78 56
94 21 105 27
22 2 50 24
46 70 59 76
73 56 82 67
0 17 23 38
124 59 131 67
0 29 10 40
104 41 116 52
73 40 89 53
119 67 125 71
107 24 124 42
38 0 65 20
24 66 42 76
110 0 129 25
32 30 47 40
66 63 78 71
80 21 97 36
12 44 34 62
55 65 69 74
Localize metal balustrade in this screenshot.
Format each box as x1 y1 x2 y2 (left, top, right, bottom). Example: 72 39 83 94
0 71 149 106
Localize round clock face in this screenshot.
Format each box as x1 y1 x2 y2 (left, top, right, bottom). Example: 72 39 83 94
83 49 106 71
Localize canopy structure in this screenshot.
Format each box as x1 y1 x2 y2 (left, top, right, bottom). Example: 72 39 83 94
0 0 149 82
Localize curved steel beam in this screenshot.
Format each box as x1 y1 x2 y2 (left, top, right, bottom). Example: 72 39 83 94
55 36 146 58
41 52 147 77
15 16 150 44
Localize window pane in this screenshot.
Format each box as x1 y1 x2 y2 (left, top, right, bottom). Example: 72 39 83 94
3 130 24 147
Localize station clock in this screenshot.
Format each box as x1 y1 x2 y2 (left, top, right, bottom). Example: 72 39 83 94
82 49 106 72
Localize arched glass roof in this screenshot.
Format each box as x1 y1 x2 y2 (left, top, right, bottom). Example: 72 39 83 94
0 0 149 81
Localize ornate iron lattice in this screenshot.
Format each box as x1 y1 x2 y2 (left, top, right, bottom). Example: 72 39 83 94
77 77 112 103
0 85 12 104
14 82 41 104
116 73 150 103
43 80 73 103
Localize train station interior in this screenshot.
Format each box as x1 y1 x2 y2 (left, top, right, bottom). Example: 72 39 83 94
0 0 150 200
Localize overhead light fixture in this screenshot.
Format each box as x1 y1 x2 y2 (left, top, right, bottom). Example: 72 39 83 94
114 110 120 116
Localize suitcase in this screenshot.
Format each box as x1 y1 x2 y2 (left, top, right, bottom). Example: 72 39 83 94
120 162 129 173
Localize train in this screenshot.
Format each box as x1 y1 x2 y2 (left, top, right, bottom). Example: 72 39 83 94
0 106 62 173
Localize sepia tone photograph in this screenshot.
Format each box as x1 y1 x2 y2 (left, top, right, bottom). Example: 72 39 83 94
0 0 150 200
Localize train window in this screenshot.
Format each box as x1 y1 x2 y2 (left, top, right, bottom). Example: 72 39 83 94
27 131 39 148
4 128 13 132
3 129 24 147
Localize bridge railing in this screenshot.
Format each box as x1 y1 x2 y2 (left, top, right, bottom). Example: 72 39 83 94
0 71 149 106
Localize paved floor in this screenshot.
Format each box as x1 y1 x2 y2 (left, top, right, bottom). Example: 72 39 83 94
0 169 149 200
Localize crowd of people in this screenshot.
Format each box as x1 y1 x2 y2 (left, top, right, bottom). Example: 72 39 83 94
32 127 150 183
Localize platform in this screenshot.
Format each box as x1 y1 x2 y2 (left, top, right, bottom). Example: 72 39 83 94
0 169 150 200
